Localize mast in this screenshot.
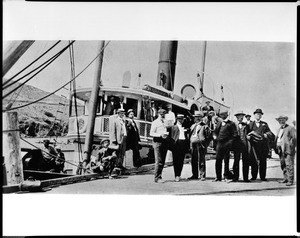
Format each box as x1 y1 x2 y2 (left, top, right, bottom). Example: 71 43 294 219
156 41 178 91
82 41 106 167
3 40 35 78
199 41 207 93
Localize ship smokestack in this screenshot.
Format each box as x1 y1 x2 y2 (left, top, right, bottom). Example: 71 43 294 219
156 41 178 91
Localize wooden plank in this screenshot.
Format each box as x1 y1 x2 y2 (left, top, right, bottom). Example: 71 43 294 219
23 170 72 180
40 172 107 188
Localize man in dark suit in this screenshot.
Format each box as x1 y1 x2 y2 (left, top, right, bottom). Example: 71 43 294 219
125 109 141 168
103 96 117 115
201 101 214 116
247 108 274 181
245 114 252 125
213 110 238 182
170 114 189 182
114 96 127 112
232 111 250 182
274 115 296 186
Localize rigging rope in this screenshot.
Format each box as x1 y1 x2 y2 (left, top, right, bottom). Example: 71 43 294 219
3 41 111 112
68 41 83 163
2 41 75 98
3 41 61 88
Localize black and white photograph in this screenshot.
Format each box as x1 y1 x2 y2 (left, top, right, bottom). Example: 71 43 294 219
2 2 297 236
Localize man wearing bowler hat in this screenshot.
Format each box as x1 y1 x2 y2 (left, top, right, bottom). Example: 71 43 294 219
232 111 250 182
150 107 169 183
213 110 238 182
188 111 210 180
247 108 274 181
201 100 215 116
274 115 296 186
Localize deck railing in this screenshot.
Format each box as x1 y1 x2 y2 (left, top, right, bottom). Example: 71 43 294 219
67 115 152 141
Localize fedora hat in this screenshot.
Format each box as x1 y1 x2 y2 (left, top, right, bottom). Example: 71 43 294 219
253 108 264 115
117 108 125 113
275 115 288 121
158 108 166 114
176 114 184 119
194 111 204 117
245 114 251 118
219 109 229 115
234 110 246 116
127 109 134 114
101 138 110 144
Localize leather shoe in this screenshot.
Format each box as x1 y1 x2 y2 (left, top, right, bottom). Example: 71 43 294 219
243 180 251 183
261 178 268 181
200 177 206 181
286 182 293 186
250 178 256 181
212 178 222 182
175 176 180 182
188 176 198 180
278 179 288 183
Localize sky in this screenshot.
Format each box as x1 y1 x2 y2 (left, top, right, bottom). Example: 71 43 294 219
3 2 298 236
4 40 296 133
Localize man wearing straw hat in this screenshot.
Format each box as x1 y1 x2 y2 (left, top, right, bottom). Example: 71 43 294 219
170 114 189 182
213 109 238 182
150 107 169 183
110 108 128 172
274 115 296 186
247 109 274 181
232 111 250 182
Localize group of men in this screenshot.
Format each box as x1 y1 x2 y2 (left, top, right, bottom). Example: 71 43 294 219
39 99 296 187
150 102 296 186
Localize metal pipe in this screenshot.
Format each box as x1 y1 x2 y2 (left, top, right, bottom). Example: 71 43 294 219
156 41 178 91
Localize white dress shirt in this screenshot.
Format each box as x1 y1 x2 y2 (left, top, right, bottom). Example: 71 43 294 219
150 116 167 137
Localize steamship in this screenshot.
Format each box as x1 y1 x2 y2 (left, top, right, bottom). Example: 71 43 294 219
66 41 230 168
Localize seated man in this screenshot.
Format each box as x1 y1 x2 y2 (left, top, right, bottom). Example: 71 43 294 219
53 146 66 173
91 139 117 179
40 139 57 171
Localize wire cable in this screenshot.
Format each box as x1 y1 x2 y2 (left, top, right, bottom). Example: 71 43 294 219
3 41 61 88
4 41 111 112
3 41 75 97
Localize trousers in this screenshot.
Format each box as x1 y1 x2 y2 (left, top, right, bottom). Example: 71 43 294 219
153 141 168 180
191 143 207 178
279 152 294 183
215 140 232 180
172 140 187 177
250 142 267 180
233 140 249 181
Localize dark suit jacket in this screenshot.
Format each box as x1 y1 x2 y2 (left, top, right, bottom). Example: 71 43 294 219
103 101 116 115
170 124 188 142
214 120 238 142
274 124 296 156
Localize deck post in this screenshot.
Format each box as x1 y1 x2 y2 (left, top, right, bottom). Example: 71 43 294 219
2 111 24 185
82 41 105 167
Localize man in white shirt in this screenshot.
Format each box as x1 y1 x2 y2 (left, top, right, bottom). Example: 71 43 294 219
150 108 169 183
165 103 176 125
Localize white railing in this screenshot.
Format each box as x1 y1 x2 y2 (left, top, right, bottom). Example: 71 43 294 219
67 115 152 141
